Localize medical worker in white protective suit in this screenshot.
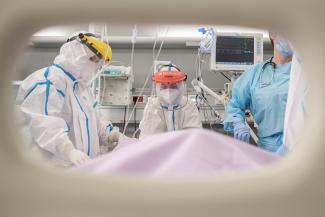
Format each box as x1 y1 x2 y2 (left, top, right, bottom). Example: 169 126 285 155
139 64 202 138
16 32 122 167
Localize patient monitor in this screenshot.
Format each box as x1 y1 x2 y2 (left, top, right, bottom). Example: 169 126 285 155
210 32 263 72
97 65 133 106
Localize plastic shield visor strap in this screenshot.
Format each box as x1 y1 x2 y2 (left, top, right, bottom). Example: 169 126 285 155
78 33 112 62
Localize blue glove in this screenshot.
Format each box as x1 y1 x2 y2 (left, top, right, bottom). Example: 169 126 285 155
275 145 288 156
233 121 250 143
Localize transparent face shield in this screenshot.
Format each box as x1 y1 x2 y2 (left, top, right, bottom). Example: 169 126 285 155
69 32 110 88
155 81 188 110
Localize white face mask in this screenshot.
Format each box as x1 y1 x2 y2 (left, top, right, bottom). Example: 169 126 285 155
76 46 101 83
79 61 100 84
158 88 182 106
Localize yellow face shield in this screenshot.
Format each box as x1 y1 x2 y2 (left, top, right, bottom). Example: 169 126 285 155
77 33 112 62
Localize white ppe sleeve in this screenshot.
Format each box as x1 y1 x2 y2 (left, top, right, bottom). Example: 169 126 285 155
182 102 203 129
139 101 166 138
18 83 72 156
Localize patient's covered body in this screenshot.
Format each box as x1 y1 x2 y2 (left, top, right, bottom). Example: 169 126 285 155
75 129 279 177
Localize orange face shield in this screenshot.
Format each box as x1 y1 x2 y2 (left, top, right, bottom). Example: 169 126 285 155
152 70 187 84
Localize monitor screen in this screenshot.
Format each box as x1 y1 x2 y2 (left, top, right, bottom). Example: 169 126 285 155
215 36 254 65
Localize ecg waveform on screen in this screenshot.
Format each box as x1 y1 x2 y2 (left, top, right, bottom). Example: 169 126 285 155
215 36 254 64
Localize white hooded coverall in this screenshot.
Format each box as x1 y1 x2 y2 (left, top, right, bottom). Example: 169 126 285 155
16 40 115 166
139 97 202 138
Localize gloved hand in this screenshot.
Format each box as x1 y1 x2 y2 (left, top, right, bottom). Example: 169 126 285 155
276 145 288 156
233 120 250 143
56 141 89 166
107 126 123 143
67 149 90 166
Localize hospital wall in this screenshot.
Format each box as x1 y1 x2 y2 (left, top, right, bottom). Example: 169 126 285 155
15 44 274 89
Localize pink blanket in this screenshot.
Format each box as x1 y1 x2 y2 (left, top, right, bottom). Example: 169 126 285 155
75 129 279 177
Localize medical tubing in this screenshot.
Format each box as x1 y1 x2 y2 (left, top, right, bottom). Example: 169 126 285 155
152 26 159 62
197 92 221 119
123 106 127 133
195 49 199 79
132 128 140 138
99 25 110 105
153 27 169 61
89 61 127 105
198 50 202 79
88 60 128 87
209 105 217 127
134 107 137 131
220 71 231 81
151 27 162 96
100 73 106 105
150 27 158 96
123 25 137 133
202 106 208 126
123 26 170 135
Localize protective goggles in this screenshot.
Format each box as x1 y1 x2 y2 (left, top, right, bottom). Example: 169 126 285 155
67 33 112 62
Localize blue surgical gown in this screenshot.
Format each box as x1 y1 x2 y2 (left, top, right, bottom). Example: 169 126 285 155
224 60 291 152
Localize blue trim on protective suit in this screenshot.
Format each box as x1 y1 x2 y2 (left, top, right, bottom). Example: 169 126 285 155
105 121 113 133
161 105 179 110
24 81 47 100
172 110 175 130
92 101 98 108
275 144 288 156
24 72 65 102
44 66 50 78
38 64 91 155
55 88 65 97
52 64 91 155
45 80 50 115
24 67 65 118
161 104 179 131
73 82 91 156
64 121 70 133
52 64 77 82
44 67 51 115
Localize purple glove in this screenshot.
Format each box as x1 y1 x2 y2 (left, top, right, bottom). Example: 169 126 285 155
233 121 250 143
